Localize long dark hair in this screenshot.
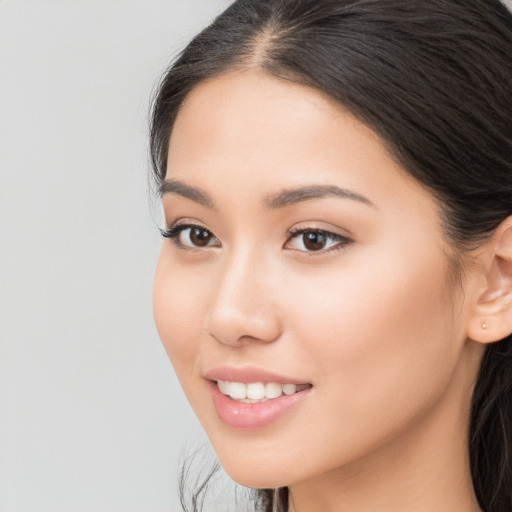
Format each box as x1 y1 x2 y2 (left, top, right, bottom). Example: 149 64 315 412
149 1 512 510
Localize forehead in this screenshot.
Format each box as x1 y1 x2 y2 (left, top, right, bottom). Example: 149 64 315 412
167 70 438 222
169 70 377 165
173 69 347 138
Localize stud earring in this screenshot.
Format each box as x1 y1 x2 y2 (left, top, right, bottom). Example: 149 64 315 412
481 321 488 329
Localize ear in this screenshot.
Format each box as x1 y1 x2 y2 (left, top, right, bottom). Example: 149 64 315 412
467 216 512 344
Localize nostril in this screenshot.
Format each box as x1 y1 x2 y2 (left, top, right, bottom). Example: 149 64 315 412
205 302 282 347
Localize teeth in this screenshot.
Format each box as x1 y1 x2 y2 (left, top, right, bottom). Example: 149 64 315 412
265 382 282 399
217 380 304 402
217 380 230 394
282 384 297 395
228 382 246 400
247 382 265 400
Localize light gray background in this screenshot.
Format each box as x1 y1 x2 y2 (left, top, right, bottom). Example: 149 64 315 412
0 1 230 511
2 1 512 511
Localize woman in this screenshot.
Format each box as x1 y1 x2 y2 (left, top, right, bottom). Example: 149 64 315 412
150 0 512 510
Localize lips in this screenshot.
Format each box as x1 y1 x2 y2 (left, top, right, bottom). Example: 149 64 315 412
205 366 312 429
205 366 311 385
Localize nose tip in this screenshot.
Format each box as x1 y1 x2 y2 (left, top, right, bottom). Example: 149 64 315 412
204 259 282 347
207 307 281 347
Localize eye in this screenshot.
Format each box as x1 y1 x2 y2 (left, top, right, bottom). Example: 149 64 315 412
160 223 220 249
285 228 351 253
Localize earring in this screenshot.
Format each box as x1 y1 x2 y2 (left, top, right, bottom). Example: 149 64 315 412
481 321 488 329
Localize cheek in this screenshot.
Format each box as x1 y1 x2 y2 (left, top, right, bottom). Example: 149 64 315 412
285 246 454 346
153 249 207 380
282 247 461 441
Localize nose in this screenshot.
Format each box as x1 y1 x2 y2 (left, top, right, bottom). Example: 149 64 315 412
204 249 282 347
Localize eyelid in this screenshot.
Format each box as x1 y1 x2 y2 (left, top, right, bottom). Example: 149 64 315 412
160 218 210 237
160 220 221 250
285 225 353 254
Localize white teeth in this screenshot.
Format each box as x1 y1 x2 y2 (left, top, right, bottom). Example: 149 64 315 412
247 382 266 400
265 382 282 399
282 384 297 396
217 380 230 395
217 380 304 402
228 382 246 400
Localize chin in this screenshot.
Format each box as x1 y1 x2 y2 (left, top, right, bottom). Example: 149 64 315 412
213 448 294 489
222 465 289 490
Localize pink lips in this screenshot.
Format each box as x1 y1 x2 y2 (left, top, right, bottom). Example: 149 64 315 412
205 366 312 430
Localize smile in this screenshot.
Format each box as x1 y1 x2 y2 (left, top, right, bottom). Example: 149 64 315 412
205 367 313 429
217 380 310 402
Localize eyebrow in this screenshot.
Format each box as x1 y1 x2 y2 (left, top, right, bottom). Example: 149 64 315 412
159 179 374 209
265 184 374 209
159 179 214 208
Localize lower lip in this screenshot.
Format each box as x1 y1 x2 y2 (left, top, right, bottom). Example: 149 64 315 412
209 381 311 429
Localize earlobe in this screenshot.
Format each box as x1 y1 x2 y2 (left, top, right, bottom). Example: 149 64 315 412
467 217 512 344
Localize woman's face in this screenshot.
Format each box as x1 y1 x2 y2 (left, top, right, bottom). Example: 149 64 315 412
154 70 480 489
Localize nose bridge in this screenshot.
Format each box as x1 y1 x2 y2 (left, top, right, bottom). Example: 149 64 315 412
205 243 281 346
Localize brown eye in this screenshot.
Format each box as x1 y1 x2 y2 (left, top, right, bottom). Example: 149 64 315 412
161 224 220 248
180 226 217 247
189 227 213 247
285 228 351 253
302 231 327 251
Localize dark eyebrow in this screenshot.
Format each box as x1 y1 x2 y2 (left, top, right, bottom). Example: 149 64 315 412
160 180 373 210
159 179 214 208
265 185 374 209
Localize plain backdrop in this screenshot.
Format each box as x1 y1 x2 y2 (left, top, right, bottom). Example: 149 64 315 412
0 1 230 511
2 1 512 511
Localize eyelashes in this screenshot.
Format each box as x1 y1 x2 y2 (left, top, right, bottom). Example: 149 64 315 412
160 223 220 249
160 222 353 254
285 227 352 253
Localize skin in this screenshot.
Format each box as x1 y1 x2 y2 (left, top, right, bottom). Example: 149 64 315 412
152 70 504 511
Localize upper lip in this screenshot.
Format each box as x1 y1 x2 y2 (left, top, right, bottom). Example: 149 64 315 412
204 366 311 385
